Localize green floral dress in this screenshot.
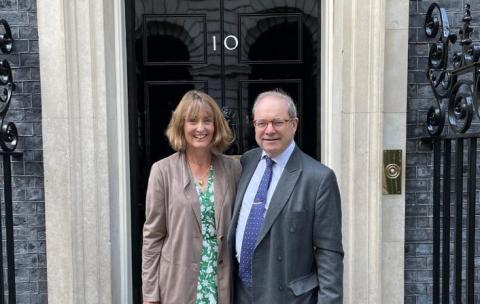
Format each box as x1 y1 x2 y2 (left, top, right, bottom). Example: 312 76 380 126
195 167 218 304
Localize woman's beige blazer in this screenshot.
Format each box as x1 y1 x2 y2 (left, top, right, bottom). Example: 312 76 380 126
142 152 241 303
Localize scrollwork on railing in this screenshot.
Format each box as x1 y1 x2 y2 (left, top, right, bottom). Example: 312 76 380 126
0 19 13 54
0 18 18 304
0 20 17 152
424 3 480 136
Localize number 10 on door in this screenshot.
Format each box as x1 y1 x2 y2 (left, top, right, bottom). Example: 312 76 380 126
212 35 238 51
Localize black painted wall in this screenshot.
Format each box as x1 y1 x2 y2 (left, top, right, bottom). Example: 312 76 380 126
0 0 46 303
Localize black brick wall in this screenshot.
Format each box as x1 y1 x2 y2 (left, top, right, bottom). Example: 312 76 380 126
0 0 46 303
407 1 480 303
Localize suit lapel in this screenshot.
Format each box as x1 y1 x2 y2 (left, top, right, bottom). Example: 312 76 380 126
255 148 302 247
228 150 261 246
179 152 202 231
231 151 261 223
213 155 227 233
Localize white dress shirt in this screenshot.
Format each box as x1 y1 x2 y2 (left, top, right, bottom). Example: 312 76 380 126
235 141 296 262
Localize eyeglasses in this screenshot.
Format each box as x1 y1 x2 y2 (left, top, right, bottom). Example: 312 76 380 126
252 119 292 129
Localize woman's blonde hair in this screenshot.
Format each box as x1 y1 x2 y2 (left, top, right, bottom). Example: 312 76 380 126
166 90 232 153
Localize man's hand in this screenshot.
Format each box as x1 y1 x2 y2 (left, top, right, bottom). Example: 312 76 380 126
143 301 160 304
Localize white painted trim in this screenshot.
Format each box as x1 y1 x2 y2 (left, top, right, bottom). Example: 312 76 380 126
380 0 409 303
39 0 131 302
321 0 395 303
320 0 334 166
111 0 133 302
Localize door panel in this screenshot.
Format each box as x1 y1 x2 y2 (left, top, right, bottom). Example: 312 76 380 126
125 0 319 301
223 0 319 155
143 14 207 64
145 81 207 163
238 13 303 63
238 79 303 152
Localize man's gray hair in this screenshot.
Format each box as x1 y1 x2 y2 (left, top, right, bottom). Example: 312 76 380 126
252 89 298 118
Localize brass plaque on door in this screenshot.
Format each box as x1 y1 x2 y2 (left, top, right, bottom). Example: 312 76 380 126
383 150 402 194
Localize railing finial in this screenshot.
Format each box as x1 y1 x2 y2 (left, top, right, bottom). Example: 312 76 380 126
424 3 480 136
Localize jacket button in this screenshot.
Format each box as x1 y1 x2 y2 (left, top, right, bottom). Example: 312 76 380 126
289 226 295 233
277 255 282 261
278 285 284 291
218 259 223 265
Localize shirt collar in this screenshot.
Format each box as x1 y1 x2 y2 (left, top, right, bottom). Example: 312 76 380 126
261 140 295 169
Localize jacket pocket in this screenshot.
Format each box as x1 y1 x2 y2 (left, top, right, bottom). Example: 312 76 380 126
287 272 318 296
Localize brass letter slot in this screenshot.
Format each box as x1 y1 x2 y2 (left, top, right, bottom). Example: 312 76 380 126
383 150 402 194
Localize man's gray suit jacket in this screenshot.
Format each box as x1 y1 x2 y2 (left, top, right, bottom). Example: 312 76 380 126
227 147 344 304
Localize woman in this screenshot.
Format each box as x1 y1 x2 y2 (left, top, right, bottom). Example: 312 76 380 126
142 90 241 304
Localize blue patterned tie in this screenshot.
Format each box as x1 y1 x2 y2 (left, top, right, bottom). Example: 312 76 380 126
239 156 274 288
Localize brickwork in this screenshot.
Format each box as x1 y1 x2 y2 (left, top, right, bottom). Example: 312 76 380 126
0 0 46 303
407 1 480 303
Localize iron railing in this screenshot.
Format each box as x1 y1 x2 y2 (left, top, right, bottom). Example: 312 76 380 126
423 3 479 303
0 18 20 304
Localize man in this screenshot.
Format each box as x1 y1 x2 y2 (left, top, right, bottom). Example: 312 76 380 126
227 90 343 304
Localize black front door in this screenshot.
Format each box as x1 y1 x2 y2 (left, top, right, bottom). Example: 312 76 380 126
125 0 320 301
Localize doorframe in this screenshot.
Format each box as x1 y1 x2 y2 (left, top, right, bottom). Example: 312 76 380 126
321 0 406 303
38 0 133 302
111 0 133 302
37 0 405 303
